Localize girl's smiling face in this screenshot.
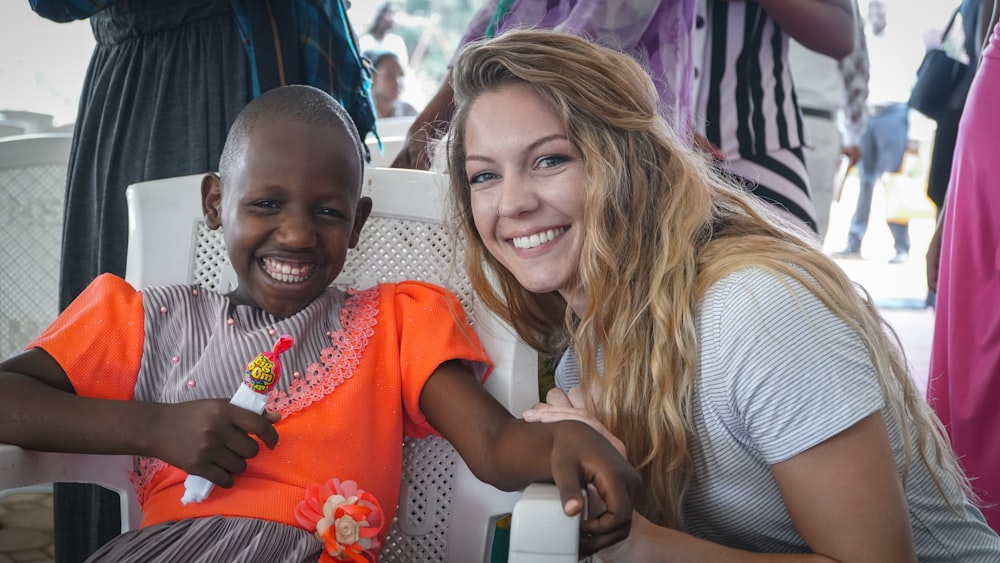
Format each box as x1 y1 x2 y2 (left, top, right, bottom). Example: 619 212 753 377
463 82 587 310
204 116 370 318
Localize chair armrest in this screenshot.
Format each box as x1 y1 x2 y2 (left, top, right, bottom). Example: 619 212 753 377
508 483 580 563
0 444 141 533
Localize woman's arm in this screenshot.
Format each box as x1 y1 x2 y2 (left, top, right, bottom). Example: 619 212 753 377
419 360 641 554
755 0 856 59
28 0 117 23
528 392 916 562
0 349 279 489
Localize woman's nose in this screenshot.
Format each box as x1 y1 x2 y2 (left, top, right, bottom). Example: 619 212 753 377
496 175 539 218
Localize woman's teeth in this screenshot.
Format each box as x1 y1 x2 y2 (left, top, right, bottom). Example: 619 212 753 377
512 227 568 249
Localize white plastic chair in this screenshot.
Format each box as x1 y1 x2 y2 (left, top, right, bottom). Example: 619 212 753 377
0 133 72 362
0 167 578 562
372 115 416 138
366 134 407 167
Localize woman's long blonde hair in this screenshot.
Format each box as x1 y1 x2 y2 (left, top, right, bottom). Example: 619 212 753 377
446 29 968 527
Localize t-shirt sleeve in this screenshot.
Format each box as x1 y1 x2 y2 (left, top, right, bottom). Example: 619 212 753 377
28 273 145 400
704 268 884 465
388 282 493 438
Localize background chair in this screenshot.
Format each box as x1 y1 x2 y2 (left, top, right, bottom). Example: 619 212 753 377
366 134 407 167
0 133 72 362
372 115 416 138
0 167 579 562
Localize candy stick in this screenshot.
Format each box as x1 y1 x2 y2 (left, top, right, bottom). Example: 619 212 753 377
181 334 294 505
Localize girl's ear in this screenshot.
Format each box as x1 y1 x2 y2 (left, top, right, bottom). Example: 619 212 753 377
349 196 374 249
201 173 223 230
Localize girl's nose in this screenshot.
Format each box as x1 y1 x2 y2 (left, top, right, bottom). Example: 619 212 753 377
276 216 317 248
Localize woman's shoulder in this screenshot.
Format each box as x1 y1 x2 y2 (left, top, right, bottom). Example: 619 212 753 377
701 266 819 314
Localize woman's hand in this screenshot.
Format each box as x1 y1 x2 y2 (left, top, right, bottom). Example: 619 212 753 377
524 386 626 457
145 399 280 488
926 217 944 292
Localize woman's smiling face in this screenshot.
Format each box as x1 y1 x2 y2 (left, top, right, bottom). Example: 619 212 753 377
463 82 587 308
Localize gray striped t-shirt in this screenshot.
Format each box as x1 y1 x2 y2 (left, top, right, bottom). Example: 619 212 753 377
557 268 1000 560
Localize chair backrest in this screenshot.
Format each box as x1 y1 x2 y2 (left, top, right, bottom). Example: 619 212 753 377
123 167 541 562
371 115 416 138
366 134 407 167
0 133 72 360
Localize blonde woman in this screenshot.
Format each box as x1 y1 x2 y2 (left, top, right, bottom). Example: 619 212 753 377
446 29 1000 561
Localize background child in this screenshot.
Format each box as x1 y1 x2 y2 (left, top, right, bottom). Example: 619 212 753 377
0 84 639 561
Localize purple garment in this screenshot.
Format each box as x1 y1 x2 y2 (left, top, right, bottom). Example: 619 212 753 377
457 0 696 132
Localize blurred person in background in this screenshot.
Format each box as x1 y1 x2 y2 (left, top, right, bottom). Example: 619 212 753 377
925 0 1000 535
788 0 869 241
691 0 858 235
360 2 410 69
832 0 924 264
390 0 697 171
367 50 418 119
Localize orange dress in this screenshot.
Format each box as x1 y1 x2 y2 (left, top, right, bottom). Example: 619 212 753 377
30 274 492 555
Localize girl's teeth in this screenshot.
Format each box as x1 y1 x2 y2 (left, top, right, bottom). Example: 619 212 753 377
264 258 312 282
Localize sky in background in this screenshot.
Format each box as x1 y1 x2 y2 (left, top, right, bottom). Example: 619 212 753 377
0 1 962 128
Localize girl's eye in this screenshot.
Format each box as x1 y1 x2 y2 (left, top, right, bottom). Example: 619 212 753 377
537 155 568 169
468 171 498 185
317 208 345 218
252 200 279 210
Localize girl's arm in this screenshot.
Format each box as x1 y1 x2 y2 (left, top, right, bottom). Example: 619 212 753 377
753 0 856 59
419 360 641 554
0 348 279 489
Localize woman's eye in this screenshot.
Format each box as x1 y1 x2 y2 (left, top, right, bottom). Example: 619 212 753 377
537 155 568 169
468 171 498 185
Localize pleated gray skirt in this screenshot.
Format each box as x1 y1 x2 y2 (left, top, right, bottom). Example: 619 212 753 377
85 516 323 562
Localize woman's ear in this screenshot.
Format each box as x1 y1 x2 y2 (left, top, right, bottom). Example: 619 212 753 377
201 172 223 230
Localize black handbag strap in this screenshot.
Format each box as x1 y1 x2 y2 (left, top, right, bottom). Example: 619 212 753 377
939 6 961 42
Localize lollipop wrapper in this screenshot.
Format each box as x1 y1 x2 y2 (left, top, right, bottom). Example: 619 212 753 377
181 334 294 505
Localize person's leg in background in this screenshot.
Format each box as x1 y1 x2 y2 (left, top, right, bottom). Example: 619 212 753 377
801 112 843 242
838 118 879 257
887 220 911 262
878 104 911 264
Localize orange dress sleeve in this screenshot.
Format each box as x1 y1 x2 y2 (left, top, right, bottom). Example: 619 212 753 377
28 273 145 400
388 281 494 439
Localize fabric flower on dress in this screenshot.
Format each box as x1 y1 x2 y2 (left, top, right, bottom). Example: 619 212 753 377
295 478 385 563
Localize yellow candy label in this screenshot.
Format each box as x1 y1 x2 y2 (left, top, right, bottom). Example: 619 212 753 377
244 354 277 393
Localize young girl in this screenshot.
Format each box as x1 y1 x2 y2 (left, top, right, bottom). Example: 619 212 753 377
446 29 1000 561
0 84 639 562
